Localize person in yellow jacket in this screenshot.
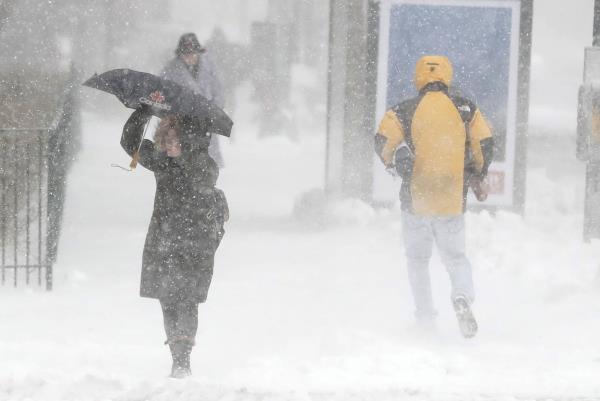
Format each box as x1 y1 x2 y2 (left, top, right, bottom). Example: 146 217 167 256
374 55 494 338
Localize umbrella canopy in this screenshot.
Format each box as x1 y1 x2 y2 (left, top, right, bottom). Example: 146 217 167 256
83 68 233 137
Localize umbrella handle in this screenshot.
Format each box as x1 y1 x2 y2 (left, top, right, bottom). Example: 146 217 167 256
130 151 140 169
129 118 151 170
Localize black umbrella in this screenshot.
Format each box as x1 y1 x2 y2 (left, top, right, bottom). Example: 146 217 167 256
83 68 233 138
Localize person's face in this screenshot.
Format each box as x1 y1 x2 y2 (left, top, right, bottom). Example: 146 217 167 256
165 129 181 157
181 52 199 67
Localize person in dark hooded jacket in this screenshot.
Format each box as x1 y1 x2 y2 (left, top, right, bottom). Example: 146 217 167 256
121 107 228 378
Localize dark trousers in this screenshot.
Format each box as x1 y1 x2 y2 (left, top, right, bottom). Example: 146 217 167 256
160 299 199 372
160 299 199 342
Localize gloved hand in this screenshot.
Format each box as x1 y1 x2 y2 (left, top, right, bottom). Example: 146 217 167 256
137 103 153 117
393 145 414 179
468 174 489 201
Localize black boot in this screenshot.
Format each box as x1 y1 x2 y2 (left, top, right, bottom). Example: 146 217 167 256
167 337 193 378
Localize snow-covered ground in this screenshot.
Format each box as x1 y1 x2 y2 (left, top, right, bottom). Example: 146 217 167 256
3 84 600 400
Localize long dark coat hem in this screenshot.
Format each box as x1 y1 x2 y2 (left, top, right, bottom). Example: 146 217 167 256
120 109 228 305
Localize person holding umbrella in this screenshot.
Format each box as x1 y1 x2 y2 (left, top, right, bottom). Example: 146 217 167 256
161 32 226 167
83 67 232 378
120 107 228 378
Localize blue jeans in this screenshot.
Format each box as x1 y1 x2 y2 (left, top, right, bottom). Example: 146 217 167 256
401 211 475 319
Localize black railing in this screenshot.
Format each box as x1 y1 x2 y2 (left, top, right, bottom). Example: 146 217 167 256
0 64 80 291
0 128 52 289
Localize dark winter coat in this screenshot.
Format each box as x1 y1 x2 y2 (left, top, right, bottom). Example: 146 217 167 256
121 109 228 304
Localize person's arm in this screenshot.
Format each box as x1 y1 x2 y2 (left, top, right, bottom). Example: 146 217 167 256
374 110 405 166
120 109 166 172
468 108 494 178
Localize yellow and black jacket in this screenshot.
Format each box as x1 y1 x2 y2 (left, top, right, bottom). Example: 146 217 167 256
375 56 494 216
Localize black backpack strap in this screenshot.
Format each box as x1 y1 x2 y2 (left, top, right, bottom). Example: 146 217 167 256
446 93 484 210
447 93 477 133
447 93 478 170
387 96 423 212
390 95 424 154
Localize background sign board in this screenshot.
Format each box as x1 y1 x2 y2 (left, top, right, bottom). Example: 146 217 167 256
373 0 529 209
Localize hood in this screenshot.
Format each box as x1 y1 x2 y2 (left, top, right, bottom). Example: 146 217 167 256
414 55 453 91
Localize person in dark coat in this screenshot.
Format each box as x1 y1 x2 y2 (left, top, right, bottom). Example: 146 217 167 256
121 107 228 378
161 32 226 167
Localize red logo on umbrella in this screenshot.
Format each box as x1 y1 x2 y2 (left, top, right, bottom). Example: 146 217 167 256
149 91 165 103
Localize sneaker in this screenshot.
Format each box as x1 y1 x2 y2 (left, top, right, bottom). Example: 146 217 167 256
452 295 478 339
